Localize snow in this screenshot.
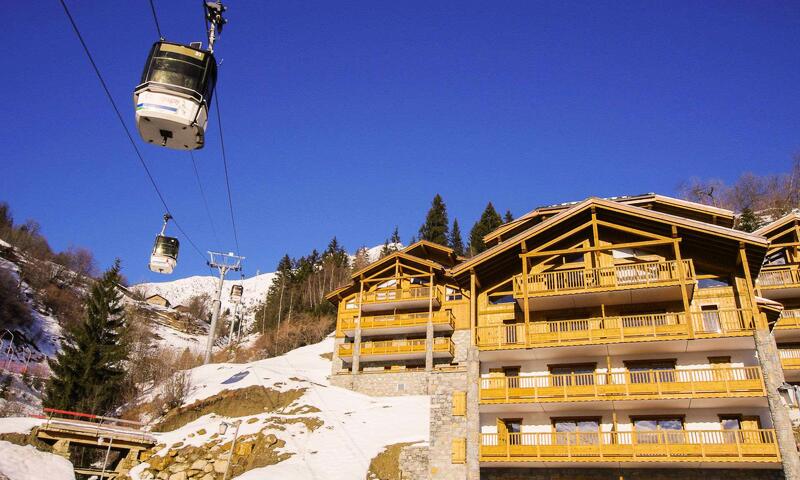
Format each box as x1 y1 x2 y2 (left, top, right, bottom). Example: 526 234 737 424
132 335 429 480
135 271 276 327
0 417 43 435
0 441 75 480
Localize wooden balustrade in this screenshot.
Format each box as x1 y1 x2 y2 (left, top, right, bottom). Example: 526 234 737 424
775 309 800 330
360 286 441 304
479 366 765 404
513 260 694 297
476 310 755 350
758 266 800 289
480 429 780 463
779 348 800 370
337 337 454 357
340 310 455 331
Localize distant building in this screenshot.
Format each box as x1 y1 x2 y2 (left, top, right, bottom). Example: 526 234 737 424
174 304 191 314
145 294 171 308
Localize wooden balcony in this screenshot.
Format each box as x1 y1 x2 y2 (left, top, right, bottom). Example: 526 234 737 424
337 337 454 362
757 266 800 301
779 348 800 370
479 367 765 404
340 310 455 337
775 309 800 330
513 260 695 310
476 310 757 351
480 430 780 464
359 286 441 313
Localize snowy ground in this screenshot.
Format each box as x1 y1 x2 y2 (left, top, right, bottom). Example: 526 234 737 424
0 441 74 480
130 335 429 480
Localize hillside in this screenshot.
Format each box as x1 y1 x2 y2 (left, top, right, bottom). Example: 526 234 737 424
0 336 430 480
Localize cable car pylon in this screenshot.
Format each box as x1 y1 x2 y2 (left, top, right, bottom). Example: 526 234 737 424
205 251 244 364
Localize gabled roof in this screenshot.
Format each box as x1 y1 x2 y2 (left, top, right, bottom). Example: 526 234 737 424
483 194 736 246
325 241 454 303
452 197 766 281
753 212 800 238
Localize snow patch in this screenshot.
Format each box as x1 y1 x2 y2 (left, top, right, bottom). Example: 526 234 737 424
0 441 75 480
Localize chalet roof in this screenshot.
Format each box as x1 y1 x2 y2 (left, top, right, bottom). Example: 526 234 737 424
452 197 767 283
753 212 800 238
484 193 736 245
145 294 168 301
325 241 454 303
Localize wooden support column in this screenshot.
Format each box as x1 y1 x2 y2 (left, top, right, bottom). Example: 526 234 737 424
425 270 434 372
739 244 760 329
591 207 600 268
470 270 478 347
353 278 364 375
672 227 692 335
521 241 531 347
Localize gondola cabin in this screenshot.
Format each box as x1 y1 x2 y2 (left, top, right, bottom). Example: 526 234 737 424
149 235 180 274
230 284 243 303
134 41 217 150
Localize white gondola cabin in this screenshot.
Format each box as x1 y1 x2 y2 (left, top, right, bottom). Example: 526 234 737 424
134 41 217 150
230 284 243 303
149 235 179 274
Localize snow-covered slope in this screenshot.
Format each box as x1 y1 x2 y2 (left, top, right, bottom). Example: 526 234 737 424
0 441 75 480
136 272 276 323
130 335 429 480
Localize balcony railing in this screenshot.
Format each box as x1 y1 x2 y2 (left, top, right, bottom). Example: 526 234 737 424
758 266 800 289
479 367 765 404
775 309 800 330
360 286 440 305
480 430 780 463
476 310 756 350
779 349 800 370
340 310 455 332
337 337 454 357
513 260 694 298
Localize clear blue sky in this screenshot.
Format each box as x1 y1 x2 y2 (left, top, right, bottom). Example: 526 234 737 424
2 1 798 283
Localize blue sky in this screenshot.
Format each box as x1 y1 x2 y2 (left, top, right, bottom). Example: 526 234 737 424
2 1 798 283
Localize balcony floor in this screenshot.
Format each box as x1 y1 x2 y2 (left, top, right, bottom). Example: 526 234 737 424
479 460 781 469
759 285 800 301
479 396 768 413
478 336 756 362
339 350 452 363
361 298 440 313
518 284 695 311
342 323 453 337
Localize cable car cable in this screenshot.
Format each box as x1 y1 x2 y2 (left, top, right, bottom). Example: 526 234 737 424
57 0 207 264
213 91 242 257
189 151 222 250
147 0 163 39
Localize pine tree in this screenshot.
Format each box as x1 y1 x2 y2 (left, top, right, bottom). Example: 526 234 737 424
353 246 371 270
504 209 514 223
736 208 762 233
449 219 465 257
44 260 129 415
418 194 449 246
469 202 503 255
390 226 402 247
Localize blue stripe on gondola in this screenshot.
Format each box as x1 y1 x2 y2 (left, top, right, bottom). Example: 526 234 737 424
136 103 178 112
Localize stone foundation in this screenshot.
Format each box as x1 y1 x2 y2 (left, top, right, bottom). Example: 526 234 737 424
399 444 430 480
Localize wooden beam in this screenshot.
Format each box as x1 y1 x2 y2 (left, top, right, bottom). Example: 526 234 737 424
521 239 675 258
672 226 693 336
594 219 672 241
739 243 760 329
521 240 530 347
470 271 478 346
529 220 594 253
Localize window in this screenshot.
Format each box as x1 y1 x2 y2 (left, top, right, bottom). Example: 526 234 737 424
445 287 463 301
489 294 515 305
633 416 683 444
624 359 676 384
700 305 722 333
764 251 787 267
698 277 731 288
562 253 584 265
552 417 600 445
549 363 596 387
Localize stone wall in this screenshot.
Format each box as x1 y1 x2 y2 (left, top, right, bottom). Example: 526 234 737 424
451 330 470 364
427 371 468 480
399 444 429 480
480 468 784 480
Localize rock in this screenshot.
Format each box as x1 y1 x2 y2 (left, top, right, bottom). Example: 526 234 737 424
200 475 215 480
169 463 188 473
203 463 214 473
190 459 208 471
168 472 187 480
157 472 170 480
213 460 229 474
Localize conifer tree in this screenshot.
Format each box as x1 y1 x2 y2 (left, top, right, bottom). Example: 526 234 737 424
504 209 514 223
390 226 402 247
449 219 465 257
469 202 503 255
44 260 129 414
418 194 449 246
353 246 371 270
736 208 761 233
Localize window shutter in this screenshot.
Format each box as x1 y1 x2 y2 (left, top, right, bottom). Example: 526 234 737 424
452 438 466 464
452 391 466 416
